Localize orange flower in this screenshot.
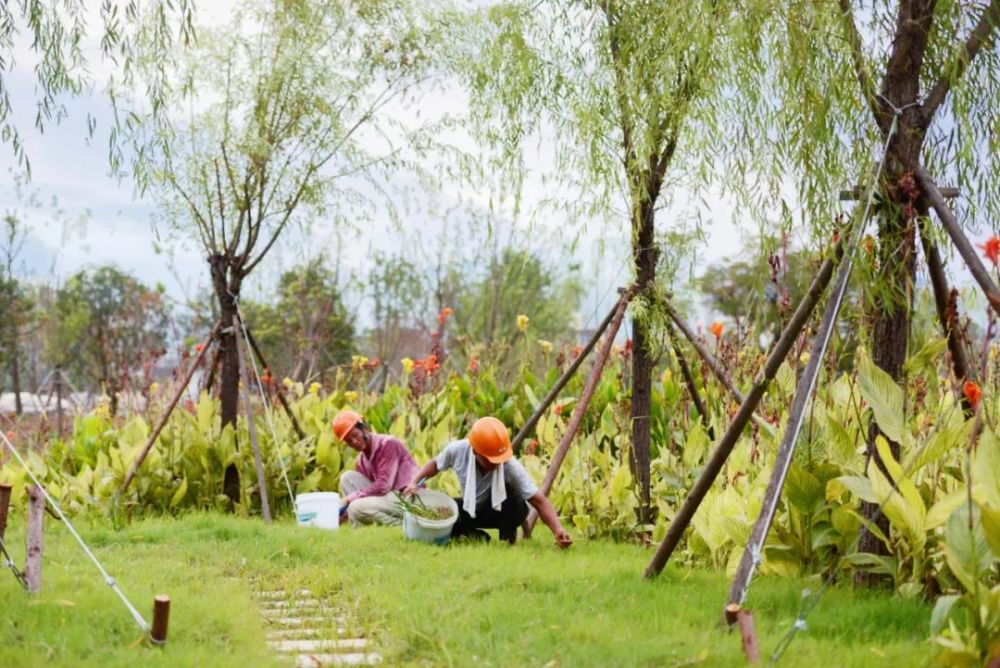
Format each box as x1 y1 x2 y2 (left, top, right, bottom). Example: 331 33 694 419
964 381 982 410
194 343 205 353
5 430 14 442
979 236 1000 266
467 356 479 374
710 321 724 338
553 403 563 416
438 307 453 325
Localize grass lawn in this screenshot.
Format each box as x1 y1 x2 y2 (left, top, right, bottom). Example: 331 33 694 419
0 513 932 666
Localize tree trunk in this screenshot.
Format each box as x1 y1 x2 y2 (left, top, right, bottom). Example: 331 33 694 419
857 0 932 587
210 253 242 505
629 200 659 523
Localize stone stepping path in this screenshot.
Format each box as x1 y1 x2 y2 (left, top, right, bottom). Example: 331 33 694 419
254 587 381 666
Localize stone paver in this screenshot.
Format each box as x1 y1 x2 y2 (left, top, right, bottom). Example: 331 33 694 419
255 586 381 667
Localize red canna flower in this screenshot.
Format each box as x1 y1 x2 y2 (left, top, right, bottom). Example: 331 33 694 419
710 321 724 338
467 356 479 374
964 381 982 410
980 236 1000 266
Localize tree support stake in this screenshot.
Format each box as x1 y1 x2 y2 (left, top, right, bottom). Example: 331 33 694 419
522 289 633 537
510 287 634 454
119 322 222 497
25 485 44 594
644 240 843 578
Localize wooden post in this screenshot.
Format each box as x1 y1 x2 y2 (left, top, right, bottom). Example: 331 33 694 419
523 291 631 537
235 316 272 522
511 288 634 454
663 300 771 432
242 326 307 442
54 365 65 439
645 242 842 578
0 483 11 541
120 323 221 496
150 595 171 645
918 218 974 398
724 605 760 663
665 320 713 437
915 167 1000 316
25 485 44 594
727 236 855 611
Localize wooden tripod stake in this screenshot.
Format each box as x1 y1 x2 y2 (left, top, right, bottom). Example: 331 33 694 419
523 290 633 537
510 288 634 454
645 240 843 578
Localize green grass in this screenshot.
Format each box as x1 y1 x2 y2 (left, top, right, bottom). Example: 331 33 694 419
0 513 932 666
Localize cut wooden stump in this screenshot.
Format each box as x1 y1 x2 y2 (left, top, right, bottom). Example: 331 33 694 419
0 483 12 541
150 595 171 645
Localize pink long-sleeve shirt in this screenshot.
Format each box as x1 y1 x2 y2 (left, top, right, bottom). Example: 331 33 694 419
343 433 419 503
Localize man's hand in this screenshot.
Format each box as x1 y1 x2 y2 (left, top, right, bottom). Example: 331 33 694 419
402 484 420 498
554 528 573 549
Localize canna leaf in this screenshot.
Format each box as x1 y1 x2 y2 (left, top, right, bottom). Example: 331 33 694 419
857 350 905 444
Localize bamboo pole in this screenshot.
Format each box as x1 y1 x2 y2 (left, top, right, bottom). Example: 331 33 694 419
645 243 842 578
0 483 11 541
150 595 171 645
727 238 855 611
119 323 221 496
523 292 632 537
25 485 44 594
510 288 634 454
235 316 272 522
242 327 307 442
915 166 1000 316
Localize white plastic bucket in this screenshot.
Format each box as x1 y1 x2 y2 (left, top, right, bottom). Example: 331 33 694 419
402 489 458 545
296 492 341 530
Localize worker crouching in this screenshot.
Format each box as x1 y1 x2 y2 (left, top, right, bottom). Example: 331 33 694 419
332 409 418 527
405 416 572 548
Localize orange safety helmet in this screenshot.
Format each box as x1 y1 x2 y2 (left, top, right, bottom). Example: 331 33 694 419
332 409 363 442
468 416 512 464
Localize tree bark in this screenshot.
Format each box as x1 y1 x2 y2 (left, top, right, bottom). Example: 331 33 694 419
629 199 659 524
856 0 933 587
210 253 242 504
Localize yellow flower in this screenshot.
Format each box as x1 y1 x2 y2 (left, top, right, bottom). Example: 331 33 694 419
282 377 294 389
401 357 414 374
351 355 368 370
537 339 552 354
517 314 530 332
309 382 321 395
344 391 358 403
799 352 810 365
149 382 160 395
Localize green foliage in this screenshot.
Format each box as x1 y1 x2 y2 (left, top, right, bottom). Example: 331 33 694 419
50 266 170 412
242 259 354 381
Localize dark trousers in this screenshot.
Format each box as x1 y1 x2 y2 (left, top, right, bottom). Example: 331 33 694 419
451 495 529 543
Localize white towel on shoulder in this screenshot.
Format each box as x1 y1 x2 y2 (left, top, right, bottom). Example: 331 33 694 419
463 452 506 518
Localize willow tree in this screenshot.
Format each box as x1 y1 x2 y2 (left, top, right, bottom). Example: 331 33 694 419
128 0 438 435
0 1 194 171
455 1 732 519
727 0 1000 584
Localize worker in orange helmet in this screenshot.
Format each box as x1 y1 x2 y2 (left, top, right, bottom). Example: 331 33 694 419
404 416 572 548
332 409 419 526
